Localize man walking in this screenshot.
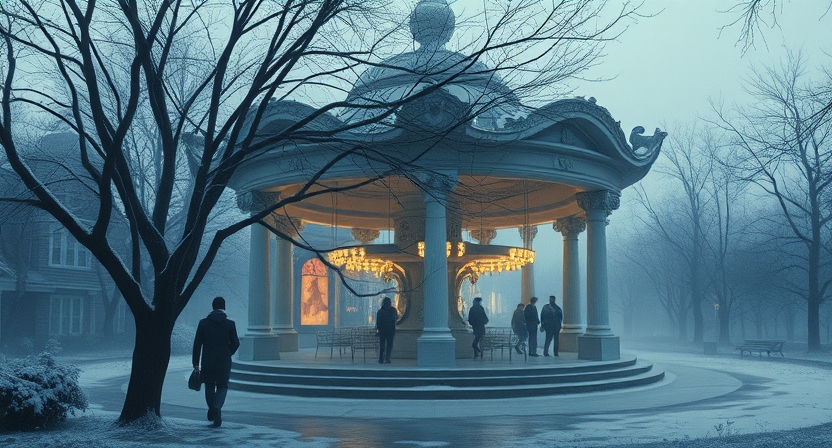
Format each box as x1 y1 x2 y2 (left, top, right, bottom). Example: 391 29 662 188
376 296 398 363
524 296 540 356
540 295 564 356
511 303 527 354
193 296 240 428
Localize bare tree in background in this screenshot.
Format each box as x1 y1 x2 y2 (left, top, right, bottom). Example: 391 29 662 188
633 126 714 343
713 52 832 351
0 0 639 423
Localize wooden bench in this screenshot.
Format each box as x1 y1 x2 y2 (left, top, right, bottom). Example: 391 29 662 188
735 339 786 358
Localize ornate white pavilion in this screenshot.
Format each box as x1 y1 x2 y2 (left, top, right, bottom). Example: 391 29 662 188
228 0 666 369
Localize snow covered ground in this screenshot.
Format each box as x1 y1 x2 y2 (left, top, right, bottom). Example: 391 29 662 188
2 346 831 447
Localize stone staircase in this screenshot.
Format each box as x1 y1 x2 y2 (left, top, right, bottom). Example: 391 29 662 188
229 355 665 399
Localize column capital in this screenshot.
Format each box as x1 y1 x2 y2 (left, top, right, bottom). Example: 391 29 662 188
237 190 279 213
470 228 497 245
271 215 304 237
554 216 587 238
416 171 458 202
351 228 380 244
518 225 538 247
576 190 620 215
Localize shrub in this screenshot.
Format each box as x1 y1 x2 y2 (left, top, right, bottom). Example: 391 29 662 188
171 323 196 354
0 352 88 430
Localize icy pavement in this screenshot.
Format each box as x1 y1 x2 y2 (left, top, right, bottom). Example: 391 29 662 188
3 347 831 447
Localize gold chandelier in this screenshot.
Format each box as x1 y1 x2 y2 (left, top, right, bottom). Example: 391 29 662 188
417 241 466 258
328 247 394 278
464 247 535 275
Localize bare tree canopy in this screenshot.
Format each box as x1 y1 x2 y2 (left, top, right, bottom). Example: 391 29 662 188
0 0 639 424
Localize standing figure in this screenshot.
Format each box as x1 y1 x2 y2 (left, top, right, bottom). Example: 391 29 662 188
193 296 240 428
511 303 527 354
524 296 540 356
376 296 398 364
468 297 489 358
540 295 564 356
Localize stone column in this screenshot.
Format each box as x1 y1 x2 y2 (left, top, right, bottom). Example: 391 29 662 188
417 171 457 367
519 225 538 304
236 191 281 361
554 216 586 352
576 190 620 361
270 215 304 352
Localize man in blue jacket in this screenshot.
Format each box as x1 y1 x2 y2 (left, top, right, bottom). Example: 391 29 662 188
193 296 240 427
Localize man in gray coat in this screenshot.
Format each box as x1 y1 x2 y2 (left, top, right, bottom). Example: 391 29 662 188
193 296 240 427
540 295 564 356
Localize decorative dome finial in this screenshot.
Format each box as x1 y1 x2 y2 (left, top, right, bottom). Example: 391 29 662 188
409 0 455 49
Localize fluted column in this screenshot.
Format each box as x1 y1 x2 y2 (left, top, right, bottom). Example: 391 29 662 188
417 171 457 367
554 216 586 352
235 190 281 361
519 225 538 304
270 215 304 352
576 190 620 361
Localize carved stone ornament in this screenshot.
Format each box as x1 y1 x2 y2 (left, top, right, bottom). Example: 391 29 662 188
415 171 458 202
236 190 279 213
576 190 620 213
395 216 425 249
470 228 497 245
396 89 468 132
629 126 668 158
554 216 587 237
351 228 380 244
272 215 304 237
518 225 538 246
410 0 455 50
446 216 462 241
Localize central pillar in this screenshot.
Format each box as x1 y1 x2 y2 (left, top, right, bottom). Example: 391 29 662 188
519 225 538 304
554 216 586 352
417 171 457 367
576 190 620 361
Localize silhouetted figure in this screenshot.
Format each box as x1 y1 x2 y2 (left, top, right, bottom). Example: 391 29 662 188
541 295 564 356
468 297 489 358
193 296 240 427
376 296 398 363
512 303 527 354
524 296 540 356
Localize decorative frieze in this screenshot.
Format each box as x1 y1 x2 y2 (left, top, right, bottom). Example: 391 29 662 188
395 216 425 250
415 171 458 202
554 216 587 238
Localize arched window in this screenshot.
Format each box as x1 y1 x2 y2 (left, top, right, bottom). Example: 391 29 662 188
300 258 329 325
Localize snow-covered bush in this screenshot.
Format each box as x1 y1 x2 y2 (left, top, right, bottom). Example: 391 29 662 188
0 352 88 430
171 323 196 354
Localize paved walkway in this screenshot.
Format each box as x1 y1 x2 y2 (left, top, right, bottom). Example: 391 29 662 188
7 343 827 447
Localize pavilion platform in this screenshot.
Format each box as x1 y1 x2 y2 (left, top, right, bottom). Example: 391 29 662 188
228 348 664 399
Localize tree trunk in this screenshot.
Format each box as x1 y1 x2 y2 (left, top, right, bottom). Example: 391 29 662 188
117 310 173 424
808 298 821 351
102 299 120 337
719 307 731 344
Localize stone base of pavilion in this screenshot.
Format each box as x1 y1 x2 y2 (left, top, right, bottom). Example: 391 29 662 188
228 349 664 399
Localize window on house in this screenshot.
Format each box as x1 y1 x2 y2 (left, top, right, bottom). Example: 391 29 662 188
49 225 92 269
49 295 84 336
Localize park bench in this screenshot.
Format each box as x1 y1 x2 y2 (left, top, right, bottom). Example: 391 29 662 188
481 327 526 362
735 339 786 358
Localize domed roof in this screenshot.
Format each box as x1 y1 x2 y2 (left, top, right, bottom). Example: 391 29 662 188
342 0 520 128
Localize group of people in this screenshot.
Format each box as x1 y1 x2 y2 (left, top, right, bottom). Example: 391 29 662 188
469 295 563 358
189 294 562 428
512 295 563 357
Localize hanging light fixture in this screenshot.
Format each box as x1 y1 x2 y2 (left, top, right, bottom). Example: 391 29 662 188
328 246 395 278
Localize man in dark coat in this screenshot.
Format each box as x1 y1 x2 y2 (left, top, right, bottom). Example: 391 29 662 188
375 296 398 364
511 303 527 354
467 297 489 358
540 295 564 356
193 296 240 427
524 296 540 356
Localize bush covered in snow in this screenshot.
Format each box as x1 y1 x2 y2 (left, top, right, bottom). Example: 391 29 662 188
0 352 88 430
171 323 196 354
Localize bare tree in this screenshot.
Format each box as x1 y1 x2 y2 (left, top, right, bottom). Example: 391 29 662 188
0 0 640 423
713 52 832 351
633 125 714 343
